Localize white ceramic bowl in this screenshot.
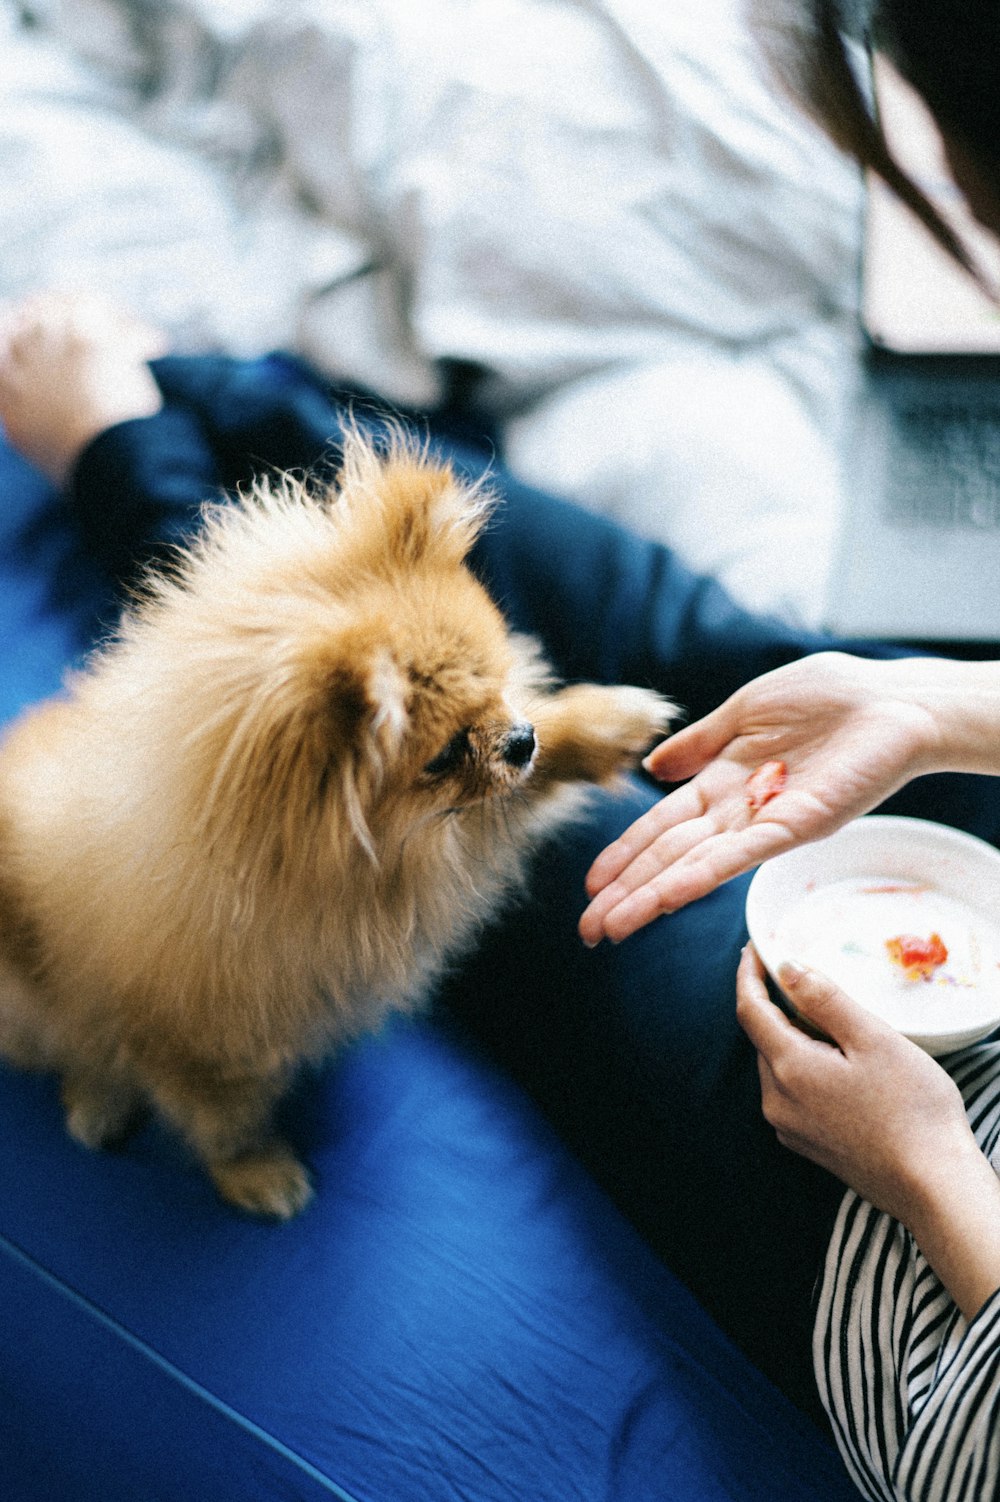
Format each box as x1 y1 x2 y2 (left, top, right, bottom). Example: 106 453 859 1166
745 815 1000 1056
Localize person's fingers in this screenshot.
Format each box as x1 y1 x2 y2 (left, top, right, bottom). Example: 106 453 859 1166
583 779 711 898
734 944 802 1058
586 817 800 943
775 960 889 1053
642 700 738 782
580 805 728 945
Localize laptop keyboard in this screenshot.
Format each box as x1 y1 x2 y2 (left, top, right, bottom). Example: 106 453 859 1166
885 404 1000 528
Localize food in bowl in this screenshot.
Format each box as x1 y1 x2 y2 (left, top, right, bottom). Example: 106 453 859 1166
885 930 948 980
745 817 1000 1055
770 876 998 1037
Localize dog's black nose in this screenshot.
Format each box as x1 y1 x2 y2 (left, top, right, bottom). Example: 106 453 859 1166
503 722 536 768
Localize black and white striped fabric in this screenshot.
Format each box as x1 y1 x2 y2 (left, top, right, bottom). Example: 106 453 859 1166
813 1042 1000 1501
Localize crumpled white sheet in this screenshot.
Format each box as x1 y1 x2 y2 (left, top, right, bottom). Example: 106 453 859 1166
0 0 865 624
0 3 367 354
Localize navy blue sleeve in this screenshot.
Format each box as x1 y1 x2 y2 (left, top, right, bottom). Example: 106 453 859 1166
69 407 222 587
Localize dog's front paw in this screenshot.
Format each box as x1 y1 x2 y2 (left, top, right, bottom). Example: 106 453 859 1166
588 685 677 763
533 684 675 784
210 1142 315 1220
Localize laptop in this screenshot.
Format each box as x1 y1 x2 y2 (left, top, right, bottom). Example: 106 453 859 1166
826 54 1000 642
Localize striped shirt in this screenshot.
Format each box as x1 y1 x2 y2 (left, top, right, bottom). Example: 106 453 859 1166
813 1041 1000 1501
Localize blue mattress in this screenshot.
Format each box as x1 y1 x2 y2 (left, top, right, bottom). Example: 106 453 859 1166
0 441 859 1501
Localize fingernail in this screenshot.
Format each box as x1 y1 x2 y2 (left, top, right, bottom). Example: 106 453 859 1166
778 960 806 986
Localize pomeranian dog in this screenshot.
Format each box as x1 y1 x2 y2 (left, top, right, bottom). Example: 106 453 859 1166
0 428 673 1217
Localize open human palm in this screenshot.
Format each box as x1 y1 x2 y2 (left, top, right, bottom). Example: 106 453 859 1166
579 653 939 945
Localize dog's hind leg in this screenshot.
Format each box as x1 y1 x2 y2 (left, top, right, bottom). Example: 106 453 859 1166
62 1066 148 1150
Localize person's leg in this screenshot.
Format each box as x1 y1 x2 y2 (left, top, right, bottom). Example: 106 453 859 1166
150 351 354 493
457 451 839 722
151 350 501 493
436 774 842 1428
449 451 1000 846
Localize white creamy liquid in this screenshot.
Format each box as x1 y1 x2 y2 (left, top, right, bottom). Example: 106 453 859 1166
771 877 1000 1036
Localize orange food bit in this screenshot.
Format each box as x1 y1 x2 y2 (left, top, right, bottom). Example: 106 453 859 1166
745 760 787 815
885 932 948 980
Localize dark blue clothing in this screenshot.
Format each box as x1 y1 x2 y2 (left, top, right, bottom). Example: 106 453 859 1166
59 352 1000 1427
75 352 843 721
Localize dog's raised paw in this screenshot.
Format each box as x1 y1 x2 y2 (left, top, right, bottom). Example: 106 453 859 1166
210 1143 315 1220
533 683 675 784
590 685 676 759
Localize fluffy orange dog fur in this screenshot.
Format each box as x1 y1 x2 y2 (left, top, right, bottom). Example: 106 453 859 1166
0 430 673 1217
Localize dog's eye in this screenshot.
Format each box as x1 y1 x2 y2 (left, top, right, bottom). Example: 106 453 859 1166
424 729 470 777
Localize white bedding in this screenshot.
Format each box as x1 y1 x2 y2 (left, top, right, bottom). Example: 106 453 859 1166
0 0 866 623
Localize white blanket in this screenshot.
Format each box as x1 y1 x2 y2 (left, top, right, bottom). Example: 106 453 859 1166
0 0 865 623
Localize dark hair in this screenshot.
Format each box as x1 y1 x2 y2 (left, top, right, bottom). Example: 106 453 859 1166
876 1 1000 162
747 0 1000 279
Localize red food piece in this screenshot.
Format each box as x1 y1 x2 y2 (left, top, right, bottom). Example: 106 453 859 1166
885 932 948 980
745 760 787 815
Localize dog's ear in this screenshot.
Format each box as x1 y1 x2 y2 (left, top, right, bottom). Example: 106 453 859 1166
324 632 408 763
337 426 493 569
314 635 409 861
